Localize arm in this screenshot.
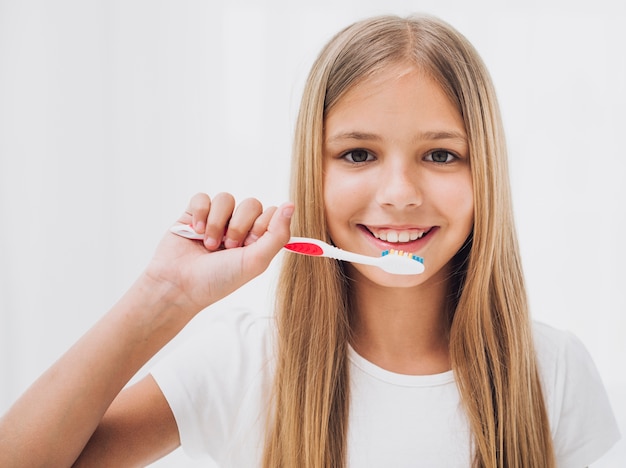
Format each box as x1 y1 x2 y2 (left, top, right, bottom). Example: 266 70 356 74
74 375 180 467
0 193 293 467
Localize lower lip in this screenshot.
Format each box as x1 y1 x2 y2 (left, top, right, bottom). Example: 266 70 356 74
359 225 438 253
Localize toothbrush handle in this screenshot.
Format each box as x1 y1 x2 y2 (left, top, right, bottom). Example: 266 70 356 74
170 224 204 240
324 244 380 267
170 230 381 269
287 237 380 267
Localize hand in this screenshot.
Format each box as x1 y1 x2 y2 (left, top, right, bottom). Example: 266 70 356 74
144 192 293 315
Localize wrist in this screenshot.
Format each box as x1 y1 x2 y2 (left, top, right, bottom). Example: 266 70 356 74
118 271 202 342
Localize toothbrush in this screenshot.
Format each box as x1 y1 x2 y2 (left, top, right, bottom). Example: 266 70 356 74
284 237 424 275
169 224 425 276
169 223 209 240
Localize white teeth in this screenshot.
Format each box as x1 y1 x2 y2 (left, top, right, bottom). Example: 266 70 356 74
398 231 410 243
372 229 426 243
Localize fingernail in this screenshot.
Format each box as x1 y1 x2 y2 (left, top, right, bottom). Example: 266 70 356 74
195 221 205 233
224 238 239 249
204 237 218 249
281 204 294 218
245 233 259 244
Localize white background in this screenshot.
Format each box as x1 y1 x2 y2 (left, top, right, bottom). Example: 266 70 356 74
0 0 624 466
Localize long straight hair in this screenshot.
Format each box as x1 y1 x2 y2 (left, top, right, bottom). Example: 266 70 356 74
263 15 554 468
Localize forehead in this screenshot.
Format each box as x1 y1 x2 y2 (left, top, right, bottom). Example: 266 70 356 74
324 63 466 139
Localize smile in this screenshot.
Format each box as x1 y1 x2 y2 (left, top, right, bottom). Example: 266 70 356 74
364 226 433 244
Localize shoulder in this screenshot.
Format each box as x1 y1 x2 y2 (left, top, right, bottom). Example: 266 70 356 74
531 321 621 466
152 307 275 384
532 321 609 397
532 321 590 381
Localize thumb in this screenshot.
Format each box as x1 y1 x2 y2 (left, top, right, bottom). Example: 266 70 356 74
245 202 294 273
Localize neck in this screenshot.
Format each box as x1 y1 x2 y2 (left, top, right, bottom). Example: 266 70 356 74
348 267 452 375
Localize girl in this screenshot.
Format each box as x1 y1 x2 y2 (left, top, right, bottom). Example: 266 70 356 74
0 14 619 468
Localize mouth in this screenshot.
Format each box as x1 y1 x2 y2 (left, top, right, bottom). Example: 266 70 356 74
359 225 436 250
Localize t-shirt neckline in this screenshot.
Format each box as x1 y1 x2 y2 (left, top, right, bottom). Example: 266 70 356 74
347 344 455 387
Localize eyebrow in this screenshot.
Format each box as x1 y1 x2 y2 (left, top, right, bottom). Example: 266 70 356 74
326 130 468 144
325 131 381 144
417 130 468 143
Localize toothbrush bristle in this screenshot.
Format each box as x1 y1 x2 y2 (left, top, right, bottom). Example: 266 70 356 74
381 249 424 264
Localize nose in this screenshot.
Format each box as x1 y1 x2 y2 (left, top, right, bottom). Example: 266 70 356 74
375 160 422 209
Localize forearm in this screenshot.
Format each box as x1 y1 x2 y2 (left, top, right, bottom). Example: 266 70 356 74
0 196 293 466
0 273 195 467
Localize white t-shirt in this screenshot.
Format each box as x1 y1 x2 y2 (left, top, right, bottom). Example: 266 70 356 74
151 308 620 467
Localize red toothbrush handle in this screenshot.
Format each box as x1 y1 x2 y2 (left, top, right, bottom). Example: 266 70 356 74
283 241 324 256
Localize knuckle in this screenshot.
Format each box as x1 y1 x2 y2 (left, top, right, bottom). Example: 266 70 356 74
250 207 276 233
225 223 248 240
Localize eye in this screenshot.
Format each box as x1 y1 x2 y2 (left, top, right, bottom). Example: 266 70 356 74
425 150 456 164
342 149 375 163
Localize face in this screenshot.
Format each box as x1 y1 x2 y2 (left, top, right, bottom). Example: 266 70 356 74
323 63 473 288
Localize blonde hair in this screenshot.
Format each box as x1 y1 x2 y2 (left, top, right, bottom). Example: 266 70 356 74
263 15 554 468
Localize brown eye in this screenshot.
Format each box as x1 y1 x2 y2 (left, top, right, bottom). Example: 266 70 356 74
344 149 373 163
427 150 455 163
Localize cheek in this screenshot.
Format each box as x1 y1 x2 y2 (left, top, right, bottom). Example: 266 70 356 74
429 174 474 226
323 172 347 232
454 182 474 225
455 180 474 233
323 170 364 219
324 170 363 199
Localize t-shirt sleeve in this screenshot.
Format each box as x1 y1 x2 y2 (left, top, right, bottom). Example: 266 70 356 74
149 308 274 462
535 323 621 467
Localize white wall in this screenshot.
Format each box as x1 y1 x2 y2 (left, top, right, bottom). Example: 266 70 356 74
1 1 623 466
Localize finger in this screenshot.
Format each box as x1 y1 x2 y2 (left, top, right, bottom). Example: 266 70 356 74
204 192 235 250
182 193 212 233
223 198 263 249
245 203 294 276
243 206 277 246
266 203 294 246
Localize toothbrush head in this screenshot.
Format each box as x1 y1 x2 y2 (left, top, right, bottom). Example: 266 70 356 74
380 249 425 275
